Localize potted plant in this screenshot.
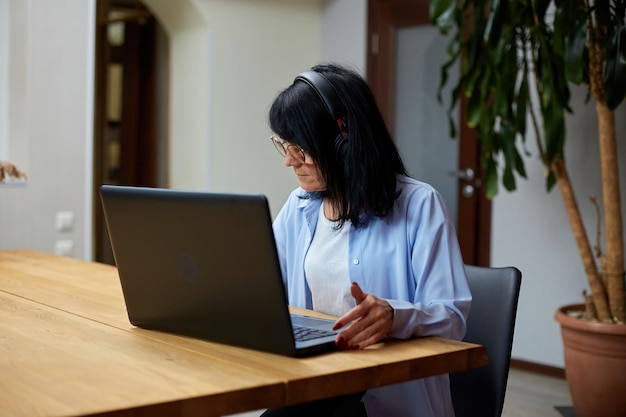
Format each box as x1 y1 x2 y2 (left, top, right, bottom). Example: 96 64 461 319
429 1 625 416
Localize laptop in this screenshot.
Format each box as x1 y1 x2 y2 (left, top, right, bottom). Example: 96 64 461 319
99 185 339 357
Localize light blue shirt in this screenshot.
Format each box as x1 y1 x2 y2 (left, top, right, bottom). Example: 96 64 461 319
273 175 471 417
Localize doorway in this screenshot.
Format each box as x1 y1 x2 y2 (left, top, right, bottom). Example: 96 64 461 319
93 0 169 264
367 0 491 266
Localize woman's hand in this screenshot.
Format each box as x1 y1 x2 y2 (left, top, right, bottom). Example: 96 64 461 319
333 282 394 350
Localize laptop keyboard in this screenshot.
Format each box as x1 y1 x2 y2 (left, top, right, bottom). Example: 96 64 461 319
293 325 336 342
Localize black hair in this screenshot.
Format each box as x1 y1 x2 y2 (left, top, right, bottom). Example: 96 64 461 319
269 63 407 227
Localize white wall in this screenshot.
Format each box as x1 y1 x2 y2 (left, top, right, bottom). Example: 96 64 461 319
0 0 8 160
321 0 367 73
2 0 622 369
143 0 212 191
198 0 323 214
0 0 94 259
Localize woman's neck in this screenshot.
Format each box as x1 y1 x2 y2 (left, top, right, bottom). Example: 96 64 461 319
322 198 340 221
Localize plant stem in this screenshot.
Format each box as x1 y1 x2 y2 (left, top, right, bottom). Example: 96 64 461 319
526 55 613 320
595 101 626 323
551 158 611 321
587 4 625 323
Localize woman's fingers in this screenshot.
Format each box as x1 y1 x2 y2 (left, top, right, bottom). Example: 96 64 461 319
334 285 393 349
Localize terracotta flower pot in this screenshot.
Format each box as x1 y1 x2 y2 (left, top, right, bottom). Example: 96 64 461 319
555 304 626 417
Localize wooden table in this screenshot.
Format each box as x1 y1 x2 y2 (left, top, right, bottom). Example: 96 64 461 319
0 250 488 417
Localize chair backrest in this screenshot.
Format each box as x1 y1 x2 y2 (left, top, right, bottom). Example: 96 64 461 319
450 265 522 417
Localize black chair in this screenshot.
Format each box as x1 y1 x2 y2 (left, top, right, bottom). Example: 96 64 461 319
450 265 522 417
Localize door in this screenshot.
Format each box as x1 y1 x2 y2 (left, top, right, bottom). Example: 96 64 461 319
367 0 491 266
93 0 163 264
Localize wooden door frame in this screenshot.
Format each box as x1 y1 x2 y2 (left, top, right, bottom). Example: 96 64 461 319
93 0 158 264
367 0 491 266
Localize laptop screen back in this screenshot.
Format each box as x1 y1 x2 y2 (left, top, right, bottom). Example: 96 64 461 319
100 185 299 356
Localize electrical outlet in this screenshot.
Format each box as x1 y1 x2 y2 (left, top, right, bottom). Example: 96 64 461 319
54 240 74 257
56 211 75 232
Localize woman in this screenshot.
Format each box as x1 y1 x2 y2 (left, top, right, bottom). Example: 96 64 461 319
265 63 471 417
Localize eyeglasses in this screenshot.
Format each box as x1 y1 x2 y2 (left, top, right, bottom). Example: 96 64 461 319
270 134 306 163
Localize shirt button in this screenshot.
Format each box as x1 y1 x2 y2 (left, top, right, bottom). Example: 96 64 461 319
353 258 360 265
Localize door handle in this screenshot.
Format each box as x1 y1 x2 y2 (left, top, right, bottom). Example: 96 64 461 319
450 168 480 198
449 168 474 181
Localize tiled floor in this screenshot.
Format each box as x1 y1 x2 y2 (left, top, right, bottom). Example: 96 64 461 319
227 367 573 417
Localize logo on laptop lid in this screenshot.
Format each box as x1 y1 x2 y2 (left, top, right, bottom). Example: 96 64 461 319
177 254 198 283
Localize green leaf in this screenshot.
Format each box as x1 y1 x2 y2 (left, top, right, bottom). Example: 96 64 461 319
465 5 489 70
563 13 588 84
467 86 485 128
502 165 516 191
514 73 528 137
484 157 499 199
499 39 519 119
480 123 494 155
500 127 518 192
429 0 448 22
536 31 572 113
543 102 566 165
604 23 626 110
437 51 460 103
435 3 457 34
447 115 457 139
545 169 557 192
552 5 566 56
484 0 503 49
514 147 528 178
532 0 552 23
